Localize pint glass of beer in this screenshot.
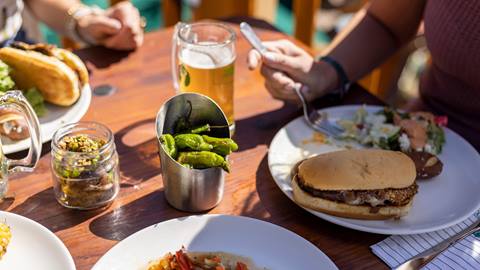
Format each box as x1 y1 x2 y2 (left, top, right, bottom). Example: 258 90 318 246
171 22 236 134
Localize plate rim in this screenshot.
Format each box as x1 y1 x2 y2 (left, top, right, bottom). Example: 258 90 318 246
268 104 480 235
92 214 338 270
0 211 76 269
2 84 92 154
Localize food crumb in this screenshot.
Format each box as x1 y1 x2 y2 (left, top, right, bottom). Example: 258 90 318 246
302 131 328 145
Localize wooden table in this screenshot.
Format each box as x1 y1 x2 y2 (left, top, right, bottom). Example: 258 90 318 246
5 26 389 269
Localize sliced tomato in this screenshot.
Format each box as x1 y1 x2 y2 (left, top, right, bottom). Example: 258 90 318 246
175 250 193 270
211 256 222 263
215 266 226 270
434 116 448 126
236 262 248 270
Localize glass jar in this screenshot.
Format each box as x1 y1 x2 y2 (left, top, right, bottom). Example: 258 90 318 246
51 122 120 210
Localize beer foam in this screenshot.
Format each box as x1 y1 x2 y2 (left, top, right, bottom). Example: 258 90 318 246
180 43 234 69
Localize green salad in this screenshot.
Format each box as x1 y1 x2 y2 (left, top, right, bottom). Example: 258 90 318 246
337 106 446 155
0 60 47 117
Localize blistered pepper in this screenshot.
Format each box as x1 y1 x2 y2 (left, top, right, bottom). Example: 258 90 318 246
174 134 213 151
188 124 211 134
177 151 230 172
202 135 238 156
160 134 178 159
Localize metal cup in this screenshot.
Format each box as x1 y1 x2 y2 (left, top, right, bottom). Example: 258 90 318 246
155 93 230 212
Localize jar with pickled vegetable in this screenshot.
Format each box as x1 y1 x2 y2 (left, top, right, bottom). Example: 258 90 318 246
51 122 119 210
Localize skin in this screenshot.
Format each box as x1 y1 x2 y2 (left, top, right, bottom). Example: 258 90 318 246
24 0 143 50
247 0 427 103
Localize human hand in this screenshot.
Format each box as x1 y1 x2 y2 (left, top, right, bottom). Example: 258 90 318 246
76 2 144 50
247 39 338 103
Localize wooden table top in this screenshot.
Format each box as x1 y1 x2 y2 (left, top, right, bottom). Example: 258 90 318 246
5 26 390 270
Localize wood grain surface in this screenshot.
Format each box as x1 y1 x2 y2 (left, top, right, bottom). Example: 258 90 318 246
4 25 389 270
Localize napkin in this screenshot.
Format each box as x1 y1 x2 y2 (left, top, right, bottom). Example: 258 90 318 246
371 211 480 270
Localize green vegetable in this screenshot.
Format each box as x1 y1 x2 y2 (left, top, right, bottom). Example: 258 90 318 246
202 135 238 156
174 134 213 151
0 60 14 92
160 134 177 159
189 124 211 134
427 123 445 154
354 106 367 124
0 60 47 116
174 116 191 134
177 151 230 172
24 88 47 117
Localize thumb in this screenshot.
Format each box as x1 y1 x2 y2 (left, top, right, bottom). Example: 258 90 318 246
91 16 122 36
263 52 302 78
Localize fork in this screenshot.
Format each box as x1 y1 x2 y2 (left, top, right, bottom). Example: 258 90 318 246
240 22 343 138
293 84 344 137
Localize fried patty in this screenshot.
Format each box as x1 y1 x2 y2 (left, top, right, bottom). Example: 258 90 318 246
296 176 418 207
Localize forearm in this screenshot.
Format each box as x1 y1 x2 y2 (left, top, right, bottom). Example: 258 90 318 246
322 0 426 84
323 10 399 83
24 0 82 35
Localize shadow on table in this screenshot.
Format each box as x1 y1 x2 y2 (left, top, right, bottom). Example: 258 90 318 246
75 46 133 69
252 154 385 250
11 187 103 232
114 118 161 188
89 189 199 241
233 103 300 152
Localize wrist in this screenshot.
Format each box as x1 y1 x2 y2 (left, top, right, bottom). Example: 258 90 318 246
66 5 103 45
305 60 340 100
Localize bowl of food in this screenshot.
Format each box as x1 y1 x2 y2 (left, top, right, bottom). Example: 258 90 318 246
155 93 237 212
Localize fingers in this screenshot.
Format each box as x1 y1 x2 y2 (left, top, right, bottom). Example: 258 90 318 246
263 39 304 56
261 65 299 102
262 51 302 76
102 2 144 50
90 16 122 36
247 49 261 70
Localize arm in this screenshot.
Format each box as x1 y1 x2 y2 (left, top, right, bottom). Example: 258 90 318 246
24 0 143 50
24 0 80 35
248 0 426 102
324 0 427 84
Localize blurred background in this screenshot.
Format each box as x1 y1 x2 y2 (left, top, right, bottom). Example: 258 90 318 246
37 0 428 107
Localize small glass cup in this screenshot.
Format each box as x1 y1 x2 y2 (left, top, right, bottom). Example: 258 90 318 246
51 122 120 210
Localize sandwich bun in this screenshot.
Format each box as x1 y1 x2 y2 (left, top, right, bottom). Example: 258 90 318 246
297 149 416 190
292 149 417 220
292 175 413 220
0 44 88 106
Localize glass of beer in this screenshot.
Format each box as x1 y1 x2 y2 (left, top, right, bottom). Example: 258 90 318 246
171 22 236 134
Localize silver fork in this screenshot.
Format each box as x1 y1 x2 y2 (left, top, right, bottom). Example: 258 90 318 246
293 84 344 137
240 22 343 137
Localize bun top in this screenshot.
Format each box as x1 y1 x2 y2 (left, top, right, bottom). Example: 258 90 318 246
297 149 416 190
0 46 81 106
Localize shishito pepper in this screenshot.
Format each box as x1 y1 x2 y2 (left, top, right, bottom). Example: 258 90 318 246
160 134 178 159
174 134 213 151
202 135 238 156
188 124 211 134
177 151 230 172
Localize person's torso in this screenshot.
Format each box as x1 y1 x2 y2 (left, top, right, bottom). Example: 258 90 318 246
0 0 23 45
422 0 480 149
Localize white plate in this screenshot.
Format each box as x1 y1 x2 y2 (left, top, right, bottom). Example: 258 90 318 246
0 211 75 270
2 85 92 154
92 214 338 270
268 105 480 235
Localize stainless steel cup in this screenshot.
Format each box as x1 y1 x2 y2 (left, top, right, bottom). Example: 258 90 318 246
155 93 230 212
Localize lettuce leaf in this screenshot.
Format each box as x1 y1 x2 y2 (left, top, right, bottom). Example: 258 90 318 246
0 61 15 92
23 88 47 117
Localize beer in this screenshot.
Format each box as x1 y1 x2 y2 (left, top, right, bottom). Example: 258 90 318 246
178 46 235 127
